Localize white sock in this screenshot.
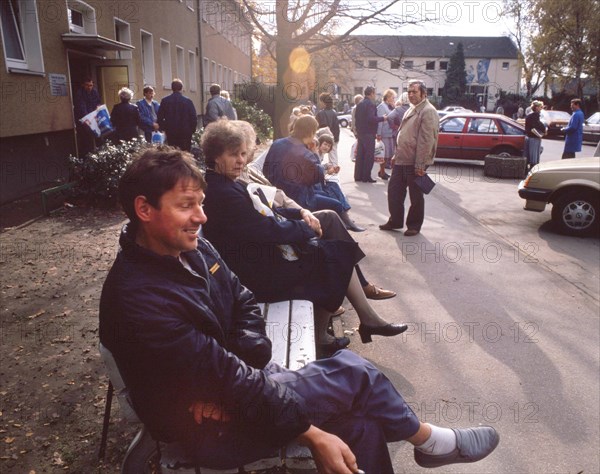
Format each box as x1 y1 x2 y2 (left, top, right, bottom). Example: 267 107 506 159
415 424 457 455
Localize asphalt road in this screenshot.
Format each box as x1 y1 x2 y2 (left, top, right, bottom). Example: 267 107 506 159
333 128 599 473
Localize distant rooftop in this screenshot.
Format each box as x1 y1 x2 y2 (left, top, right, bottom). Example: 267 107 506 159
348 35 518 59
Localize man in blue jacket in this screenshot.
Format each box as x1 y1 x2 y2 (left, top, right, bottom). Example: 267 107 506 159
99 147 499 472
136 85 160 142
354 86 387 182
561 98 584 159
157 79 197 151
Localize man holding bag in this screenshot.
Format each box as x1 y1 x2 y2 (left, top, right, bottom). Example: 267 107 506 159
74 77 101 156
380 80 439 236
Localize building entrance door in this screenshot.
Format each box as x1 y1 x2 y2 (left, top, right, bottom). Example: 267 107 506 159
96 65 129 112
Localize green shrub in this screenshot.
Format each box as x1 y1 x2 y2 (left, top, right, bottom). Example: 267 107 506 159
231 99 273 143
68 138 147 207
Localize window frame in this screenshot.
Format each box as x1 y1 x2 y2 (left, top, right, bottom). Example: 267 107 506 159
368 59 377 70
426 61 435 71
188 50 197 92
160 39 172 89
0 0 45 73
140 29 156 87
114 17 132 60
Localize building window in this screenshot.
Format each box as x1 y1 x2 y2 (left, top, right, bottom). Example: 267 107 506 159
176 46 185 84
390 59 400 70
188 51 196 91
114 18 132 60
502 62 509 70
439 61 448 71
203 57 210 84
355 60 364 70
211 60 216 85
218 64 222 84
438 87 444 97
390 87 399 94
140 30 155 86
160 39 171 88
354 86 363 95
427 88 434 96
426 61 435 70
368 60 377 70
0 0 44 72
404 60 413 69
67 1 96 35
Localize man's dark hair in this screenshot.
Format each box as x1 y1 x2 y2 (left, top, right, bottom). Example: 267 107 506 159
571 98 582 107
408 79 427 95
143 85 155 94
200 120 246 168
209 83 221 96
319 92 333 105
171 79 184 92
119 146 205 224
364 86 375 96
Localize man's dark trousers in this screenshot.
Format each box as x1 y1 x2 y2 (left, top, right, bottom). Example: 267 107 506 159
388 165 425 231
354 133 375 181
183 351 420 473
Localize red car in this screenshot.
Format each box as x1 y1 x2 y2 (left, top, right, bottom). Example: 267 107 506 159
437 113 526 160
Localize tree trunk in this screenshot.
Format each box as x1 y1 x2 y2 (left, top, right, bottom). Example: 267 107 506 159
274 41 295 139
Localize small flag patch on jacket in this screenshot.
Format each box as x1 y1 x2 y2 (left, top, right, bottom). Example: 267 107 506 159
209 263 220 274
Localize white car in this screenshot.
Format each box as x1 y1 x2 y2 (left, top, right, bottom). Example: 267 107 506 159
583 112 600 143
337 113 352 128
518 157 600 236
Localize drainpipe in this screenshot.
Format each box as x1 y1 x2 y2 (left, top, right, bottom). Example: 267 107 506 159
197 0 205 122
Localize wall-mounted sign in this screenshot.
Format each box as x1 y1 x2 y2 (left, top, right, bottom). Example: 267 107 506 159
49 74 68 96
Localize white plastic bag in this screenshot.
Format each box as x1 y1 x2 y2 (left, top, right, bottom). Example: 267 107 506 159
350 140 358 161
374 139 386 159
79 105 113 138
151 131 165 144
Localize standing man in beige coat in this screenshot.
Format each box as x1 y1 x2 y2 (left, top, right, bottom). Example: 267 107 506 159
380 80 439 236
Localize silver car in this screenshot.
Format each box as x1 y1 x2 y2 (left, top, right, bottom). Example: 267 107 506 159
518 157 600 236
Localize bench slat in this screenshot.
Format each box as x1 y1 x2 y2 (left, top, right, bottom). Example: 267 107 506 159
263 301 291 368
288 300 315 370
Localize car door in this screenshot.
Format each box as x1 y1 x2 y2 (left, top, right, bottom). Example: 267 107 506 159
461 117 501 159
436 116 466 159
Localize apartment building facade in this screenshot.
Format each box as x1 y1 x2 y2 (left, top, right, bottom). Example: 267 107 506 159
348 35 520 110
0 0 252 205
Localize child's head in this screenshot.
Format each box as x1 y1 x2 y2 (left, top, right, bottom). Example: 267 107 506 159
318 134 334 153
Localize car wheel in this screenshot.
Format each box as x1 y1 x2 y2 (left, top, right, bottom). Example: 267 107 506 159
551 192 599 236
339 119 348 128
491 145 516 157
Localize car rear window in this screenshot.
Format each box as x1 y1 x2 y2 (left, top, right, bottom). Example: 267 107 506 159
500 120 524 135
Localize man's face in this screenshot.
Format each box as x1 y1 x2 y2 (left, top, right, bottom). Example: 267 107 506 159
570 102 579 111
142 180 207 258
83 81 94 92
407 84 425 105
215 142 248 180
144 89 155 101
319 141 332 154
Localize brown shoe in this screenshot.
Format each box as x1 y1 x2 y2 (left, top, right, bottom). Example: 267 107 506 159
332 306 345 317
404 229 420 236
363 283 397 300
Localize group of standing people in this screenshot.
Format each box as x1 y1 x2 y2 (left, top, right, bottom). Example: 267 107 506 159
74 78 239 156
352 81 439 237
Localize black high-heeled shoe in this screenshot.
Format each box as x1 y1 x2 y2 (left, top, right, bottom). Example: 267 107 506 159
358 323 408 343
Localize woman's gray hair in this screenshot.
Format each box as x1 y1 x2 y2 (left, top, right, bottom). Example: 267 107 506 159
118 87 134 101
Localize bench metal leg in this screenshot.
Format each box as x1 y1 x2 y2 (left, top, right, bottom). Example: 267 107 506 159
98 380 114 460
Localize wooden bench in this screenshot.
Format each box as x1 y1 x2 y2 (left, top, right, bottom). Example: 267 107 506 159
99 300 317 473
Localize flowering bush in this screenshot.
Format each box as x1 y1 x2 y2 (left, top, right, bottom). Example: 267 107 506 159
231 99 273 143
68 138 147 207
